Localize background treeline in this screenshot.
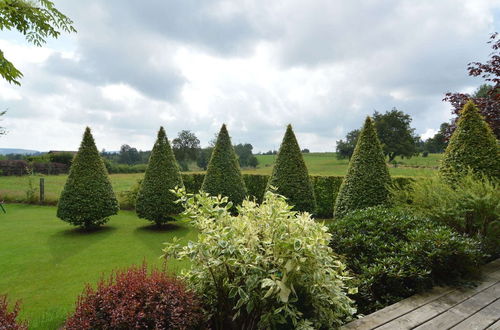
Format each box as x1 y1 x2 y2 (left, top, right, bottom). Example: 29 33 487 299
0 107 460 176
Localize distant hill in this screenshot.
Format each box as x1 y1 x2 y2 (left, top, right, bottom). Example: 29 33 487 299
0 148 40 155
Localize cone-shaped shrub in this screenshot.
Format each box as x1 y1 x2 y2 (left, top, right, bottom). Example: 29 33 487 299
201 124 247 206
136 127 184 225
266 124 316 213
334 117 391 218
439 100 500 184
57 127 119 229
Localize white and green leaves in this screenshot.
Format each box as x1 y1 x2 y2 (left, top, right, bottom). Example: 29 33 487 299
163 188 355 329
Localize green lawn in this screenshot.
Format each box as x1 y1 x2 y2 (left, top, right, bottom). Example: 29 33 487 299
248 152 442 176
0 204 195 329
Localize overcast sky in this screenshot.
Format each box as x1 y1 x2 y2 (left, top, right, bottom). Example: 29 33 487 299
1 0 499 152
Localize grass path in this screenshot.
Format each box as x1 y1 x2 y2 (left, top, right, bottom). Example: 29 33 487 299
0 204 195 329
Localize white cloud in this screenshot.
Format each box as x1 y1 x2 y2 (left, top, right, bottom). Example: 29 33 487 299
421 128 437 141
1 0 499 152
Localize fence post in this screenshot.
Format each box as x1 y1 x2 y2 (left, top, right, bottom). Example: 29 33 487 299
39 178 45 204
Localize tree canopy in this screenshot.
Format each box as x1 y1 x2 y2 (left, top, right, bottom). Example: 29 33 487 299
0 0 76 85
373 108 419 162
336 129 359 160
336 108 418 161
172 130 200 170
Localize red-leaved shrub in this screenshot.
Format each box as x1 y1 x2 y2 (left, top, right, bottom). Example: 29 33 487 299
64 263 204 330
0 295 27 330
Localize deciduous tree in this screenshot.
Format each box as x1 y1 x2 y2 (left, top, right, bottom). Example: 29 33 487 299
0 0 76 85
444 33 500 139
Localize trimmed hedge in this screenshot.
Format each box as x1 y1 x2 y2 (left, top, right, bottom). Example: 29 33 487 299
243 174 269 204
440 100 500 184
266 124 316 213
311 176 343 218
334 117 392 218
136 127 184 225
201 124 247 206
0 160 68 176
57 127 119 229
176 173 413 218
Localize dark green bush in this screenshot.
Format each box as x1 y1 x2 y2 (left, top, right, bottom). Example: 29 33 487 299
329 206 484 314
136 127 184 225
48 152 74 166
311 176 342 218
334 117 391 218
267 125 316 213
57 127 119 229
440 100 500 184
103 160 147 174
243 174 268 204
181 173 205 194
201 124 247 206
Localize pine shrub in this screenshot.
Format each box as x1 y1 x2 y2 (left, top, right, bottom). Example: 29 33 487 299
57 127 118 229
267 124 316 213
334 117 391 218
201 124 247 206
439 100 500 184
136 127 184 225
64 263 203 330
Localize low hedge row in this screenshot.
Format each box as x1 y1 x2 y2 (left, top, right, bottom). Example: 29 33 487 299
0 160 68 176
180 173 413 218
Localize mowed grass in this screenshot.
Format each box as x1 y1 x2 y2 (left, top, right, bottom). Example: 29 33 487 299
246 152 442 176
0 204 195 329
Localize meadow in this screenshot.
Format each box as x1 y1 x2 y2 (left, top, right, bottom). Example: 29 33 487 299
0 153 442 204
0 204 195 329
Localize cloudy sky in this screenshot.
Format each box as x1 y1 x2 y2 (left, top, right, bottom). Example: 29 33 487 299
1 0 499 152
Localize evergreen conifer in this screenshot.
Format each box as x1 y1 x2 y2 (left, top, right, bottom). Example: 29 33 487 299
266 124 316 213
136 127 184 225
201 124 247 206
439 100 500 184
334 117 391 218
57 127 119 229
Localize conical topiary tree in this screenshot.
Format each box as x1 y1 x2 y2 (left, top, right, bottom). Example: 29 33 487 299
334 117 391 218
201 124 247 206
136 127 184 225
266 124 316 213
439 100 500 184
57 127 119 229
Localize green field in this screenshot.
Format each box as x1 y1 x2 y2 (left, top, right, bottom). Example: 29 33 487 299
250 152 442 176
0 204 195 329
0 153 441 205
